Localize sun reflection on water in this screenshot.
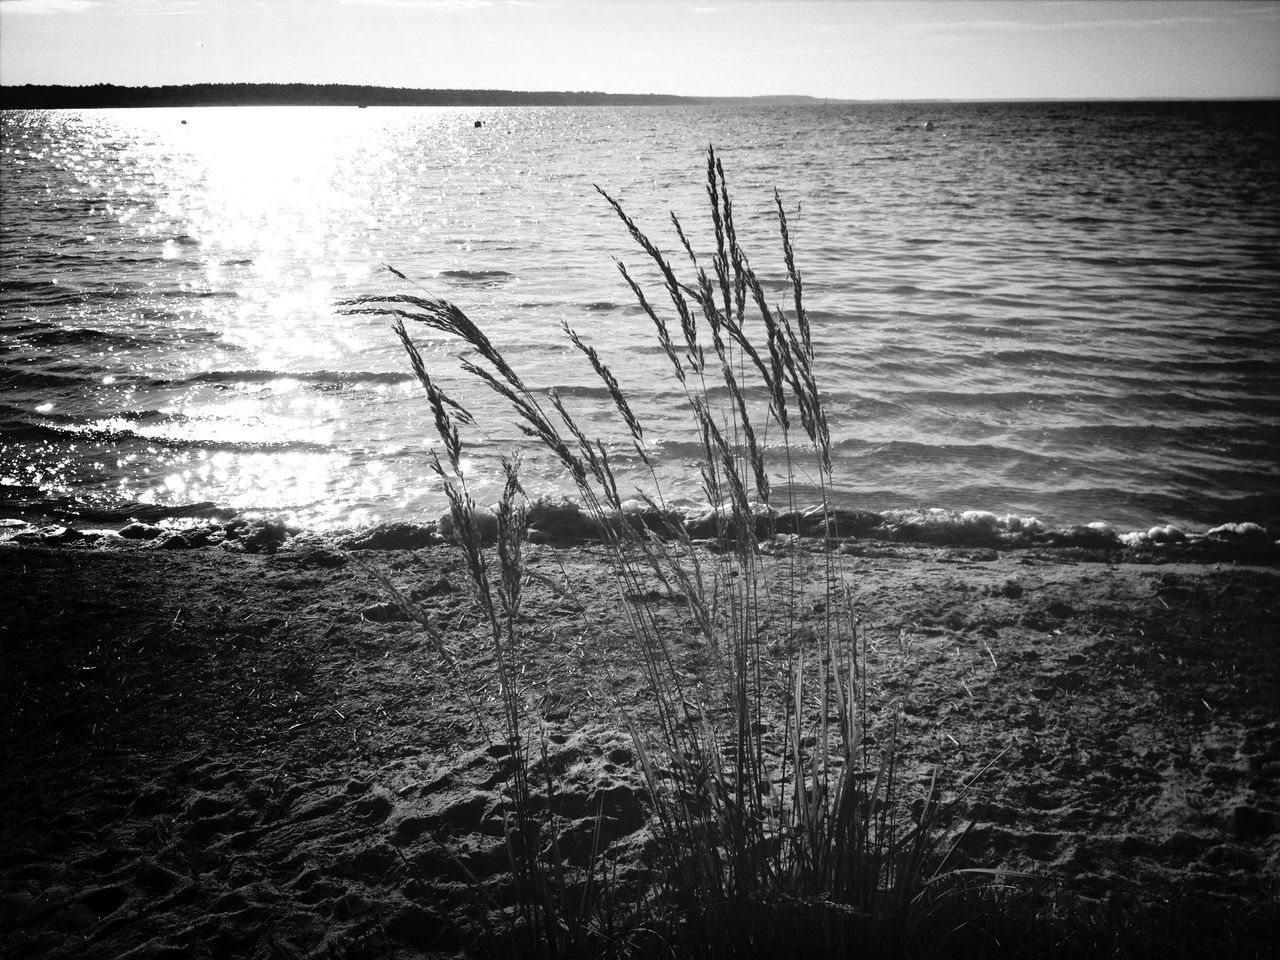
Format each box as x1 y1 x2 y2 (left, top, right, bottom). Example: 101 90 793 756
18 107 455 525
128 448 358 526
82 108 425 371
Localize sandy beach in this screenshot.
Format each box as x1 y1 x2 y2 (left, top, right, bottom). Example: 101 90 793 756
1 520 1278 958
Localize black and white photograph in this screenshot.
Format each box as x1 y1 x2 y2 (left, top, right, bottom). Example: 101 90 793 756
2 1 1277 957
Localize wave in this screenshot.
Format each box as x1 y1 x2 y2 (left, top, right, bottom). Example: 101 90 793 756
3 489 1271 558
0 492 238 526
3 101 1275 540
19 327 156 350
113 287 240 302
0 318 55 336
1131 356 1277 378
0 278 64 295
0 369 99 390
160 369 415 388
0 417 332 454
3 365 415 396
439 269 514 286
2 403 189 428
0 281 86 308
0 282 239 305
137 234 202 247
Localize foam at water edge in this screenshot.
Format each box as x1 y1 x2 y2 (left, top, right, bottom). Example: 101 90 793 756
1 499 1275 556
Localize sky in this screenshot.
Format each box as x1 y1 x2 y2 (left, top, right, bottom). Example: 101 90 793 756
1 0 1277 101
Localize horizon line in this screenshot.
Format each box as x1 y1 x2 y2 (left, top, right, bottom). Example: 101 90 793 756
1 82 1278 106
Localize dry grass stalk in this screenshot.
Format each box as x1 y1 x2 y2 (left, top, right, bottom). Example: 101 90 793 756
341 147 999 958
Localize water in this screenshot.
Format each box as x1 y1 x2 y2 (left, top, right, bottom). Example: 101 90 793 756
2 101 1278 533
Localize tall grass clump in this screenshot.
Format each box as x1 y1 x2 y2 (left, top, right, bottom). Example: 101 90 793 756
343 147 995 958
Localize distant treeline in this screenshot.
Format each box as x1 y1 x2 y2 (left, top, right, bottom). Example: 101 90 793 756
0 83 827 109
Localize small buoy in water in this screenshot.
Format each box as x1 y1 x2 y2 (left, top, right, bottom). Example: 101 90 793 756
924 121 935 131
474 120 482 128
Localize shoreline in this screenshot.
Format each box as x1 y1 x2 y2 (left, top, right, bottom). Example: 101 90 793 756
3 495 1277 558
2 522 1278 956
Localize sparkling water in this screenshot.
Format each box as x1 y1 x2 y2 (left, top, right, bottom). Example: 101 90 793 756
2 102 1277 531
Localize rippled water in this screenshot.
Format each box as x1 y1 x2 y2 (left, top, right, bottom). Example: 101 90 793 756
2 102 1278 532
